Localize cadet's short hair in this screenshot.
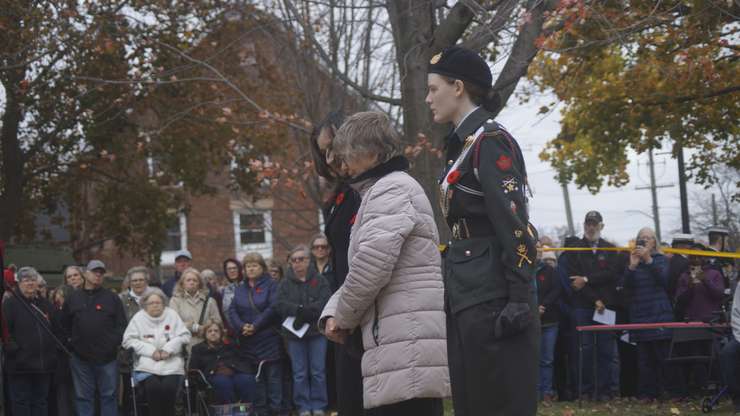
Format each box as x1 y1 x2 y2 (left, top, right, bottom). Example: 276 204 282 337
333 112 401 165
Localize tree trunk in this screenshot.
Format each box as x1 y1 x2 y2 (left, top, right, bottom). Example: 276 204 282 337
386 0 451 239
0 71 26 241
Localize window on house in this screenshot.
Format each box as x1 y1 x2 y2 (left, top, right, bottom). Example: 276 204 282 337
234 210 273 259
160 213 187 265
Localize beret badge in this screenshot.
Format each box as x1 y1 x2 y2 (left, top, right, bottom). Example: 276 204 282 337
430 52 442 65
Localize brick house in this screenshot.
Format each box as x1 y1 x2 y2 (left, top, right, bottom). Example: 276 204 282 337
77 7 360 280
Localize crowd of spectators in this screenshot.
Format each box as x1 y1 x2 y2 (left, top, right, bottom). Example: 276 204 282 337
1 234 339 416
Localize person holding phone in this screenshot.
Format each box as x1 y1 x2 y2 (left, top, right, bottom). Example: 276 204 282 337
622 227 673 403
673 243 726 399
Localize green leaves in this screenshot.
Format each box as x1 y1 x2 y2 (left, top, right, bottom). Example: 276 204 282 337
531 0 739 194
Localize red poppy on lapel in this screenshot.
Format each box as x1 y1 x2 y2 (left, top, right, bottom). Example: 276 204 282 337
447 170 461 184
335 192 345 206
255 287 263 294
537 274 545 282
309 279 318 288
95 304 102 311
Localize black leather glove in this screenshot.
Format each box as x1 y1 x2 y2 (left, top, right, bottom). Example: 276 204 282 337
494 302 532 339
293 305 306 330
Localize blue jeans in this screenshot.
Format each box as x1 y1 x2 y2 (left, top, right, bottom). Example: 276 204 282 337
572 308 619 398
210 372 257 404
286 336 328 412
8 373 52 416
254 360 283 416
69 355 118 416
539 325 559 398
721 339 740 405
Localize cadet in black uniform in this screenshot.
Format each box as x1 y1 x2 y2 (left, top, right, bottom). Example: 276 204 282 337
426 46 539 415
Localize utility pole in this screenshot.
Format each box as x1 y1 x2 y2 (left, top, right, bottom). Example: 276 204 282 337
676 142 691 233
561 181 575 236
712 194 718 226
636 149 674 242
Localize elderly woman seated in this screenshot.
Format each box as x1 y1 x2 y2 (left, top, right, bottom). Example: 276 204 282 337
123 289 191 416
190 322 256 405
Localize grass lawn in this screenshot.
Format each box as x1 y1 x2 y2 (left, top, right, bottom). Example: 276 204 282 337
442 397 737 415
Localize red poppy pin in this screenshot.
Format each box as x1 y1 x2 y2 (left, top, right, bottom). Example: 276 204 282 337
349 214 357 225
165 325 170 331
447 170 461 184
335 192 345 206
95 304 102 311
309 279 318 288
496 154 512 171
538 274 545 282
255 287 263 294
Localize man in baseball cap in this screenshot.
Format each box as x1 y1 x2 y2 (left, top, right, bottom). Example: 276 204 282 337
162 249 192 297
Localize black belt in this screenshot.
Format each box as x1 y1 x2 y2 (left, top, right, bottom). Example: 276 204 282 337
449 217 496 240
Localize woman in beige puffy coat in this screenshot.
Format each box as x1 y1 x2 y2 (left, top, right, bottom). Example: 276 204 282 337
170 267 221 347
320 111 450 415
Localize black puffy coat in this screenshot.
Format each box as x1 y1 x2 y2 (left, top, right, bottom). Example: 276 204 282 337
190 341 254 376
2 290 60 374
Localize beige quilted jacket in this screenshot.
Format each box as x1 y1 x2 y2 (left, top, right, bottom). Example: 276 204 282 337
321 170 450 408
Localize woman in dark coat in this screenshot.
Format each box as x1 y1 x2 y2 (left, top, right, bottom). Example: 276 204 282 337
276 245 332 415
2 267 60 416
191 322 256 404
228 252 283 416
310 111 364 415
427 46 540 415
622 227 673 402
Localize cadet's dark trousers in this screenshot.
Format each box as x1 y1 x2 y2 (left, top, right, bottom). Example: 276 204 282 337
334 343 365 415
447 300 539 416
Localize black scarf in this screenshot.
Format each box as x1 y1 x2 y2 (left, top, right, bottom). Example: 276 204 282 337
349 155 410 184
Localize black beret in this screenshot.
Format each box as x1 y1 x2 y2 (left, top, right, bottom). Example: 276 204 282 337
428 46 492 89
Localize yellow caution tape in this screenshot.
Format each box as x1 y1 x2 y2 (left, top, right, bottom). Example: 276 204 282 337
439 243 738 259
542 246 739 259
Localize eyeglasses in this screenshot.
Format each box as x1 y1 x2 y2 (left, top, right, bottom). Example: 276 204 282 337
312 244 329 250
290 257 309 263
226 267 239 271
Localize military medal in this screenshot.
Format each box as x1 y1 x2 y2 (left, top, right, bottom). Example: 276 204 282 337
516 244 533 267
502 176 519 194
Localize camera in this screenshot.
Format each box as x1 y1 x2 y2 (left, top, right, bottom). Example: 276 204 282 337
636 239 646 247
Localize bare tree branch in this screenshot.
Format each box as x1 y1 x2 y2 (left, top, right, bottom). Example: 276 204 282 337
282 0 402 105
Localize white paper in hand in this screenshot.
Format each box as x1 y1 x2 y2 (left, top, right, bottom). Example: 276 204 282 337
283 317 310 338
592 308 616 326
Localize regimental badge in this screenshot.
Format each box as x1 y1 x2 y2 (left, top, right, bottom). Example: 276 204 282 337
430 52 442 65
465 135 475 145
514 229 523 238
516 244 533 268
496 154 512 171
502 176 519 194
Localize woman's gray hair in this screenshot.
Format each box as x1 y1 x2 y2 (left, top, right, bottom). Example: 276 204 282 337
289 244 310 259
16 267 41 283
333 111 402 165
63 265 85 283
636 227 660 254
140 288 168 307
125 266 151 283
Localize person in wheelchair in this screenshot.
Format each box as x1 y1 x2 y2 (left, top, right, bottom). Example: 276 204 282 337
123 289 191 416
190 322 257 406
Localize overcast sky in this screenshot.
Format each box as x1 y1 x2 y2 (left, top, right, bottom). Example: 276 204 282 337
496 89 705 246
